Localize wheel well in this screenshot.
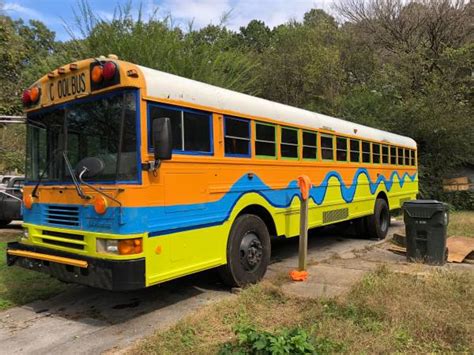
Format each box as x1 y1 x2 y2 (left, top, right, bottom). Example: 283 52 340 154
237 204 277 237
376 191 389 209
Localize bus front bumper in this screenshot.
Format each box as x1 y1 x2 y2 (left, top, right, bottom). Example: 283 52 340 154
6 242 145 291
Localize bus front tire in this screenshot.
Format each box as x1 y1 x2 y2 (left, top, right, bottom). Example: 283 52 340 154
219 214 271 288
367 198 390 240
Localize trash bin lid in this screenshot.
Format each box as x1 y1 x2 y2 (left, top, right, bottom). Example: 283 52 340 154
404 200 442 205
403 200 449 217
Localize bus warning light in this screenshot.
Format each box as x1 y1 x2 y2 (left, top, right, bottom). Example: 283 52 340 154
91 65 103 83
93 195 108 215
30 86 40 103
23 194 34 209
103 61 117 81
22 89 31 105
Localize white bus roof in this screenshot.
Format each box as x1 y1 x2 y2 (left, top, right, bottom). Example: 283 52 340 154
138 65 416 148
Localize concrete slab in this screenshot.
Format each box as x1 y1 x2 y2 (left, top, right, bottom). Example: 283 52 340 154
283 266 368 298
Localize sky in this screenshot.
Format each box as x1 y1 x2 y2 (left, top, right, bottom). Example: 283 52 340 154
2 0 336 41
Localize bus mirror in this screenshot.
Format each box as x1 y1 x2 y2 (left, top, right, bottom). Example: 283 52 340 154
153 117 172 161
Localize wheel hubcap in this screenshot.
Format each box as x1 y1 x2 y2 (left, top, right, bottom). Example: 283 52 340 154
239 232 263 271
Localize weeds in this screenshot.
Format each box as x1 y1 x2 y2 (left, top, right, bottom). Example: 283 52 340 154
135 267 473 354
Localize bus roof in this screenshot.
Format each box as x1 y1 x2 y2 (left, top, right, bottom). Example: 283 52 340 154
139 65 416 148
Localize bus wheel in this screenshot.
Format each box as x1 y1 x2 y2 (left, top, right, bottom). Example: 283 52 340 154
219 214 271 287
367 198 390 240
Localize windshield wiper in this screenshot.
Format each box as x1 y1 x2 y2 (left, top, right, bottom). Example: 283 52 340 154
32 149 61 198
62 151 89 200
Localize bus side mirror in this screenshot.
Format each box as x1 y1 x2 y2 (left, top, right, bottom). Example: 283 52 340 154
152 117 173 162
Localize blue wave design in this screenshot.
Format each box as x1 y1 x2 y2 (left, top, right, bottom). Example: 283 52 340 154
23 168 417 236
226 168 417 208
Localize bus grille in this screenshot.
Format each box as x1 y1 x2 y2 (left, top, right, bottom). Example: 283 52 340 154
41 230 85 250
45 205 80 227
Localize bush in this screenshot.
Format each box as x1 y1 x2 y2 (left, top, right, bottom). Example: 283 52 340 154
219 324 315 355
219 324 345 354
439 191 474 211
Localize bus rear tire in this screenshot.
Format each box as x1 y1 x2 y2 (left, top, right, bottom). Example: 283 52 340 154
367 198 390 240
218 214 271 287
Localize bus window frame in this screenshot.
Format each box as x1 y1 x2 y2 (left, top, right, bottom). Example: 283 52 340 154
147 102 214 156
382 145 389 164
321 134 335 161
398 147 404 165
349 139 360 163
280 126 299 160
404 148 410 166
302 130 318 161
390 146 397 165
336 136 348 162
224 115 251 158
254 121 277 159
362 141 371 164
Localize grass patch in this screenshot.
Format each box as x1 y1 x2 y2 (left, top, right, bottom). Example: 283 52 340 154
0 234 69 310
448 211 474 237
134 267 473 354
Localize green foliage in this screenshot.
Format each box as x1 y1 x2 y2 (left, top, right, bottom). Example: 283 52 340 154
441 191 474 211
68 0 260 95
219 324 316 355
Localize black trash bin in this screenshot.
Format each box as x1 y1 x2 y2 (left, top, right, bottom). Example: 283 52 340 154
403 200 449 265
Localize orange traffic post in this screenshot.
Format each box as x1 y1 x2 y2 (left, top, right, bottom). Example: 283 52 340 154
290 175 312 281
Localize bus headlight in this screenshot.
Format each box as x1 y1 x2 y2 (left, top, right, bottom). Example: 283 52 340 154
96 238 143 255
22 229 29 240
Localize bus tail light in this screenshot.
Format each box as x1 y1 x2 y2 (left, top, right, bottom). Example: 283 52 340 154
96 238 143 255
103 61 117 80
22 89 31 105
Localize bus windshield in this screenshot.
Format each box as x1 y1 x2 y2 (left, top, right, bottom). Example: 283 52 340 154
26 90 138 183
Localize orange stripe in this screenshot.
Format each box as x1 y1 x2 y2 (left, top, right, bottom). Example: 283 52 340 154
8 249 88 268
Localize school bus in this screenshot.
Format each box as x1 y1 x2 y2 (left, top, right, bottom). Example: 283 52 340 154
6 56 418 290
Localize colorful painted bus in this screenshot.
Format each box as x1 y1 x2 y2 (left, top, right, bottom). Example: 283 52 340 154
7 56 418 290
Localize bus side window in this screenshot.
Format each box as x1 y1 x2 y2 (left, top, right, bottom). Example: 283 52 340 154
411 150 416 166
390 146 397 165
372 143 381 164
362 141 371 163
255 122 276 157
302 131 317 160
336 137 348 161
398 147 404 165
149 104 212 154
321 135 334 160
224 116 250 157
149 105 182 150
281 127 299 159
382 145 389 164
404 148 410 166
350 139 360 162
